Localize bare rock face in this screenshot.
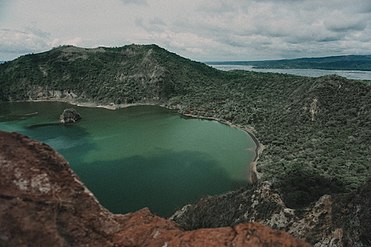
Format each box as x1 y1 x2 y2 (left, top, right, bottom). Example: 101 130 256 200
0 131 310 247
171 177 371 246
0 131 119 246
170 181 294 230
59 108 81 124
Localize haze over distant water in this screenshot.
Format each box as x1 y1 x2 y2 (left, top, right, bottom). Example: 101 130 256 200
210 64 371 81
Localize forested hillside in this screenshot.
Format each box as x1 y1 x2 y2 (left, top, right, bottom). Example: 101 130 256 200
1 45 370 208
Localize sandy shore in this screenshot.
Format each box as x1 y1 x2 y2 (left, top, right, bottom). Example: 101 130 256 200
180 112 264 184
20 98 160 110
181 112 263 162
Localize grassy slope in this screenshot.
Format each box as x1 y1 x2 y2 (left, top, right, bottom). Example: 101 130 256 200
1 45 370 208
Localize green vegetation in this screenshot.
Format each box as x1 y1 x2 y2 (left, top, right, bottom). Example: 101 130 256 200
275 163 346 208
1 44 370 208
208 55 371 71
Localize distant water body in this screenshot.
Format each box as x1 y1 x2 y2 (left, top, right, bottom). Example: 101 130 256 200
210 64 371 81
0 102 255 216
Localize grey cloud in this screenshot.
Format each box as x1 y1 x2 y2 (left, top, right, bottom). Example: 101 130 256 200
25 27 51 39
150 0 371 60
136 17 167 32
0 1 6 13
196 1 237 14
2 0 371 61
0 0 12 21
251 0 309 4
105 0 371 60
120 0 147 5
283 30 344 44
348 1 371 13
0 28 51 57
222 39 250 48
325 19 367 32
135 18 145 28
317 36 341 43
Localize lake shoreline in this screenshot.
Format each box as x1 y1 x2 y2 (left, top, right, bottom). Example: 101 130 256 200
180 112 263 183
179 112 263 161
12 98 263 183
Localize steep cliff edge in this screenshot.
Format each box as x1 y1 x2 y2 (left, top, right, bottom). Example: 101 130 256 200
0 131 310 247
171 179 371 246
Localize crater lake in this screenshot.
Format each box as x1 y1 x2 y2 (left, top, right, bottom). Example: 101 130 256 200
0 102 256 216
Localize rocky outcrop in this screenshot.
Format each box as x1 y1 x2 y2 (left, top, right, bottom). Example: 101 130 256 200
171 179 371 246
0 131 310 247
331 179 371 247
0 131 118 246
59 108 81 123
170 182 293 230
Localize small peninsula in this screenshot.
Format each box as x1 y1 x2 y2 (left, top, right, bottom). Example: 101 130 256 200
208 55 371 71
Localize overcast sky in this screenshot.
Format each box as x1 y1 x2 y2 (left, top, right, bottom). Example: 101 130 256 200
1 0 371 61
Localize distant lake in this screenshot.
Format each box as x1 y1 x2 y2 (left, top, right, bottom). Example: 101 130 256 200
0 102 255 216
209 64 371 81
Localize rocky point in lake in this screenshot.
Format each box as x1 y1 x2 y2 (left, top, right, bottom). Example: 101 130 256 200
59 108 81 124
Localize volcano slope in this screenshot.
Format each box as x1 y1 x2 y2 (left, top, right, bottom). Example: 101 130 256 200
0 44 370 245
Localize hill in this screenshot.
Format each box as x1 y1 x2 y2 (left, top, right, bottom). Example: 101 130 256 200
1 44 370 211
208 55 371 71
0 44 218 103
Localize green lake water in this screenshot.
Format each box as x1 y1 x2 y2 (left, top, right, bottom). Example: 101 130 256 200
0 102 255 216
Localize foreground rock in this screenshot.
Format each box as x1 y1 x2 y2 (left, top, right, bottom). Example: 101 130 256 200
171 179 371 246
59 108 81 123
0 131 309 247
